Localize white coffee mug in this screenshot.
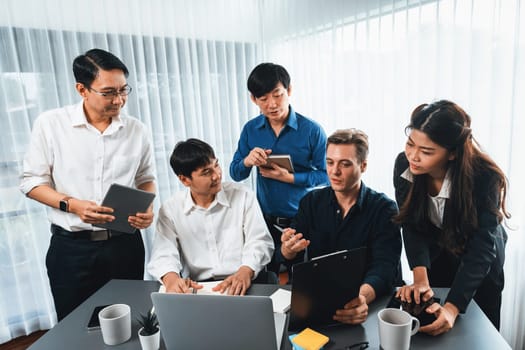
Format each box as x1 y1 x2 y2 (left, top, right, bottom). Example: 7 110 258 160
98 304 132 345
378 308 420 350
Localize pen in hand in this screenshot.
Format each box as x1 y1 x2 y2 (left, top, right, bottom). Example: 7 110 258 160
185 277 197 294
273 224 284 233
274 224 294 238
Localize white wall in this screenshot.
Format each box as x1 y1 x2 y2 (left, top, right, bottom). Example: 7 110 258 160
0 0 260 42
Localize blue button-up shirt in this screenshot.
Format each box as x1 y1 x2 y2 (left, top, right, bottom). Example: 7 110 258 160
230 106 329 218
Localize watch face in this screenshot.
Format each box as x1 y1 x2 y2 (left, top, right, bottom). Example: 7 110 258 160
59 200 68 212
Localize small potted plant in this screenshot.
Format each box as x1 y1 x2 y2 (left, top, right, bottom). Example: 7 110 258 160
137 309 160 350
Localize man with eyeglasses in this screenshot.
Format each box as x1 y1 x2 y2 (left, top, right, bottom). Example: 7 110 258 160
148 139 274 295
230 63 329 276
20 48 156 320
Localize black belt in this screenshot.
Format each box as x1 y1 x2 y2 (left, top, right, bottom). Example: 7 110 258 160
264 214 292 227
51 224 126 241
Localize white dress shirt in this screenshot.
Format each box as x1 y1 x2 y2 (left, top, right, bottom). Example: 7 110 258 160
147 182 274 282
401 167 451 228
20 101 155 231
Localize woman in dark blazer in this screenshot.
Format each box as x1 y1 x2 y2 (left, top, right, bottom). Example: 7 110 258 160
393 100 509 335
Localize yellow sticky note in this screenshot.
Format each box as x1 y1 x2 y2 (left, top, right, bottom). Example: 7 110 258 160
292 328 329 350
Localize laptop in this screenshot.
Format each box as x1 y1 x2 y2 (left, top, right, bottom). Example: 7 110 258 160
151 292 287 350
288 247 367 331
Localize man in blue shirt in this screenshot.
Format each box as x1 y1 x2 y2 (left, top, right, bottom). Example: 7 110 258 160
280 129 402 325
230 63 329 273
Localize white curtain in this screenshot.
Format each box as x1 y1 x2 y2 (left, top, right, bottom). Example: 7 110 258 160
261 0 525 348
1 0 524 348
0 0 261 343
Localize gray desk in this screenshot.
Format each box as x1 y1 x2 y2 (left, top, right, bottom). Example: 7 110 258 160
28 280 510 350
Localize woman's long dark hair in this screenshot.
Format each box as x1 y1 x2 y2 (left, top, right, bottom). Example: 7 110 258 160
395 100 510 253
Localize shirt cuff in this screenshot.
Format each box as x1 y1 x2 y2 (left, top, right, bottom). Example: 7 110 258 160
444 291 468 314
19 178 50 195
147 260 181 282
363 275 385 298
241 262 261 280
292 172 308 186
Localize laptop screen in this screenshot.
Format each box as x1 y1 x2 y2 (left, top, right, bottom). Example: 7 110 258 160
151 292 286 350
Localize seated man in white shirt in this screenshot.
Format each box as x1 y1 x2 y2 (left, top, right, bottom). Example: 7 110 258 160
148 138 275 295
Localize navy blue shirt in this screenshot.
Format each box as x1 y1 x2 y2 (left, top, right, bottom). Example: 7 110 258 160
229 106 329 218
283 183 402 297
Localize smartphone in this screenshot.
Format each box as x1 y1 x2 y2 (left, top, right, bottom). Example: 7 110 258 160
87 304 110 331
417 297 441 326
386 291 441 326
386 292 402 309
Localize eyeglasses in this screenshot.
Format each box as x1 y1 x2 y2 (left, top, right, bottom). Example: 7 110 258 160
335 341 369 350
87 85 132 99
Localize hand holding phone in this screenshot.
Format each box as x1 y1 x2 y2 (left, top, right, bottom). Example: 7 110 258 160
387 291 440 326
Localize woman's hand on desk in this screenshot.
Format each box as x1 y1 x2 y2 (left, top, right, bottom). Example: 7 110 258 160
396 283 434 304
420 302 459 336
397 266 433 304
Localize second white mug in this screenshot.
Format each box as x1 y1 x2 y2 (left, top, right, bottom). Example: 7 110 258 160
378 308 420 350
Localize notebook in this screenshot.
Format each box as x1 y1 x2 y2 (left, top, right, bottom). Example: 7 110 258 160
151 292 287 350
94 183 155 233
288 247 367 331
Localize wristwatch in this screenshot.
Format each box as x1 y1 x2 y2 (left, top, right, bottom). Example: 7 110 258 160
59 196 73 212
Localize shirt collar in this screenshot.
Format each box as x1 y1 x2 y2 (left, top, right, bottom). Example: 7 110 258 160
438 170 451 199
71 101 88 126
355 181 367 208
400 168 414 182
71 101 124 130
329 181 367 210
400 167 451 199
215 188 230 207
255 105 298 131
182 185 230 214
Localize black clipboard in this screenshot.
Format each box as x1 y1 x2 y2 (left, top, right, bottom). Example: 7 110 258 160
288 247 367 331
94 183 155 234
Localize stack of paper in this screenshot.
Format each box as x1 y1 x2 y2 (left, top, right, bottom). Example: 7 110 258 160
158 280 227 295
270 288 292 313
